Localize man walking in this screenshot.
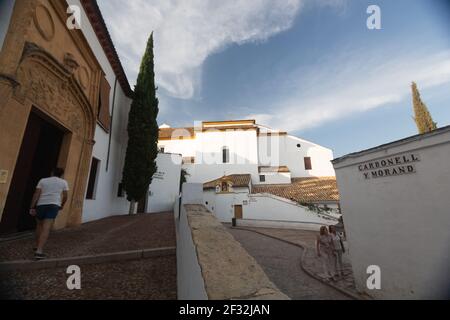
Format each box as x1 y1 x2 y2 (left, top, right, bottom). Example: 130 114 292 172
29 168 69 260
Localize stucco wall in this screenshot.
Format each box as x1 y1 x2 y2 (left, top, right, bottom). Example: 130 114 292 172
147 153 182 213
333 128 450 299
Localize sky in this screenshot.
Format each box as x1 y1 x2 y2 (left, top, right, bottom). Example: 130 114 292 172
99 0 450 157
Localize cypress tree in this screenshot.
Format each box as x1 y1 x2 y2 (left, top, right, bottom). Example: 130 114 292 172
122 33 159 214
412 82 437 134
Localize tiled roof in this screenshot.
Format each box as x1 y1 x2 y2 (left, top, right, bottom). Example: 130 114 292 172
204 174 252 190
159 127 195 140
259 166 290 173
252 177 339 203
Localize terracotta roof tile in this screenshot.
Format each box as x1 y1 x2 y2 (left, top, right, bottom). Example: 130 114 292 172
204 174 252 190
252 177 339 203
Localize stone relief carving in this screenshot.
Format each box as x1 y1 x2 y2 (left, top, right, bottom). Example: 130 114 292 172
16 61 85 137
33 4 55 41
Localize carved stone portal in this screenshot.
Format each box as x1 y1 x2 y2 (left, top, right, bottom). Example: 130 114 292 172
13 43 96 227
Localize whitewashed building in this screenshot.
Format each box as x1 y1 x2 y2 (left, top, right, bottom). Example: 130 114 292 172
159 120 340 226
0 0 179 234
159 120 335 184
332 125 450 299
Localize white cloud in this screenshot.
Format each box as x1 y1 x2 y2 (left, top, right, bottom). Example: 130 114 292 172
98 0 305 99
247 50 450 132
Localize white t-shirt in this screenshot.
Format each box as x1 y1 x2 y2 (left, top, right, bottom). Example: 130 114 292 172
36 177 69 206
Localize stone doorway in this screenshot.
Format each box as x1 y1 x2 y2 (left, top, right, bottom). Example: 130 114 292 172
0 109 66 235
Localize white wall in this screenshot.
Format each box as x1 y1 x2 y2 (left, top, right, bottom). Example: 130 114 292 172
279 136 335 178
245 194 336 225
147 153 182 213
160 138 197 158
159 124 336 186
236 219 329 231
258 172 291 185
0 0 14 51
333 128 450 299
203 189 336 226
176 203 208 300
182 183 204 205
68 0 132 222
159 129 261 184
203 188 249 222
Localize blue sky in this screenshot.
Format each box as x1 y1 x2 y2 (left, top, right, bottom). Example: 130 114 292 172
100 0 450 157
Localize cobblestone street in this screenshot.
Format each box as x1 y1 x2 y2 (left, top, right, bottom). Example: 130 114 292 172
227 227 350 300
0 213 177 300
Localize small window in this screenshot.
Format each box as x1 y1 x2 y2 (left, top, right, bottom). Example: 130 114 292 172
297 144 301 148
86 158 100 199
117 182 124 198
222 146 230 164
304 157 312 170
160 146 165 153
259 175 266 182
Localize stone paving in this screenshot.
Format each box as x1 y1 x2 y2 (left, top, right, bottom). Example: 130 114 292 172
234 227 368 299
227 227 350 300
0 212 176 261
0 212 177 300
0 255 176 300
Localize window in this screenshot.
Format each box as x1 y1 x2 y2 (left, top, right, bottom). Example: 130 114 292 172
117 182 125 198
297 144 301 148
222 146 230 164
97 75 111 132
86 158 100 199
304 157 312 170
160 146 165 153
259 175 266 182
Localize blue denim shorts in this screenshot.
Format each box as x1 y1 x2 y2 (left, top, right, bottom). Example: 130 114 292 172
36 205 60 220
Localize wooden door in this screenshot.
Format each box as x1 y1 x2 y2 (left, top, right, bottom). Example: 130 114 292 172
234 205 243 219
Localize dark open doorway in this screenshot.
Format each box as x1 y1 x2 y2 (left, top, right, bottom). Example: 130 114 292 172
0 109 65 235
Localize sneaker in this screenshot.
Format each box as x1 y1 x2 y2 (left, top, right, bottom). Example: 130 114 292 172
34 252 47 261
